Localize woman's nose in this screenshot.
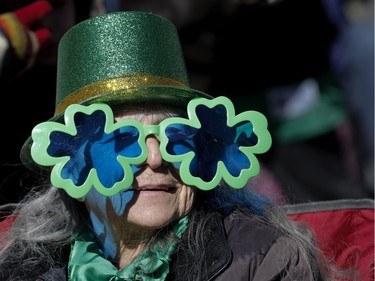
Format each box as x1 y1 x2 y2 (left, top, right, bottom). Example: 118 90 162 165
145 136 164 169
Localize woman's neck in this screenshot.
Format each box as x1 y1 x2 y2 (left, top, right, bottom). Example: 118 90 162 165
116 227 156 269
117 242 146 269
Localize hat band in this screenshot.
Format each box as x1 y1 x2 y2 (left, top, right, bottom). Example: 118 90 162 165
55 74 188 115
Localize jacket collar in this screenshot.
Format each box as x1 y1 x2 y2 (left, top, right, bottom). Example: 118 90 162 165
169 212 232 281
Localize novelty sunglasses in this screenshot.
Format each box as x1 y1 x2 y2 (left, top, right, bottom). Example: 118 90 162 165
31 96 272 198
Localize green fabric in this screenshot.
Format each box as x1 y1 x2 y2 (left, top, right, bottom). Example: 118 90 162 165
68 216 188 281
274 86 347 144
268 75 349 144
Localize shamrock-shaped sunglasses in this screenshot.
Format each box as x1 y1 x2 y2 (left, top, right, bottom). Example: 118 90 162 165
31 96 272 198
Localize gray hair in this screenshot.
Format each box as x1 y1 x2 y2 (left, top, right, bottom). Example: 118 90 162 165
0 102 344 280
0 184 347 281
0 186 80 280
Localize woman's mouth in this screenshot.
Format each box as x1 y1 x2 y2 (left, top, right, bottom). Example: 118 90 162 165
131 185 176 192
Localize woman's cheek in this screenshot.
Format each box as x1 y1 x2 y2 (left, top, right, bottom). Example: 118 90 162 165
84 189 135 259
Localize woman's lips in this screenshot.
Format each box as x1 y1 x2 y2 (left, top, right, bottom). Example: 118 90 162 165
132 184 176 192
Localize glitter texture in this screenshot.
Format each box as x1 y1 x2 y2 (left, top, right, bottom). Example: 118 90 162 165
21 11 213 173
55 12 210 113
55 74 188 114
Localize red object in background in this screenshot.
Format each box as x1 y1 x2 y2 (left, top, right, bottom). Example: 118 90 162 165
12 0 53 48
0 215 15 231
286 199 374 281
0 0 53 80
0 198 373 280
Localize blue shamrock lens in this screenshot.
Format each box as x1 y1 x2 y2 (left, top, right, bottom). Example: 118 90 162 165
90 126 141 188
165 123 198 171
194 103 254 181
48 110 143 188
164 103 258 182
48 110 106 186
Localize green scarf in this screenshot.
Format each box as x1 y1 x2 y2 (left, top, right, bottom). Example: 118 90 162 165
68 216 188 281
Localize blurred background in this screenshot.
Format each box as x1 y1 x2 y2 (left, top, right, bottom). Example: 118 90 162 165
0 0 373 205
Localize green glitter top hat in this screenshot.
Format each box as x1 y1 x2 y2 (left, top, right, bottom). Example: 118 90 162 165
55 11 212 115
20 11 212 172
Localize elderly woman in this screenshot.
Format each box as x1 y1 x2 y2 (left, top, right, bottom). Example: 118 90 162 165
0 11 335 281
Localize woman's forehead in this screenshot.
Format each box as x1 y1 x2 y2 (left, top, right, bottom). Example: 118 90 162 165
113 103 185 123
115 113 162 125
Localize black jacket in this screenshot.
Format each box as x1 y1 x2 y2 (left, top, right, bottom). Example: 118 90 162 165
169 212 321 281
38 212 321 281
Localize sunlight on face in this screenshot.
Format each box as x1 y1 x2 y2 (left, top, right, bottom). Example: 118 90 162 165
83 104 196 258
114 111 196 230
